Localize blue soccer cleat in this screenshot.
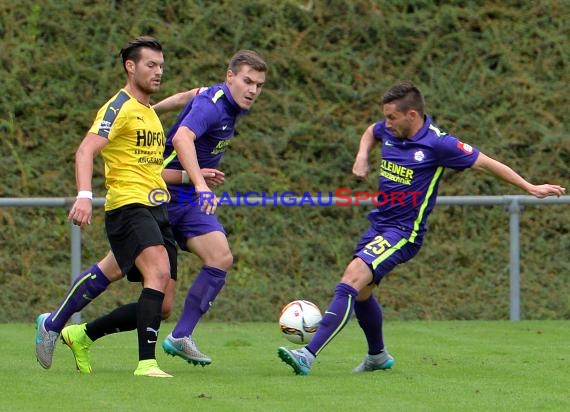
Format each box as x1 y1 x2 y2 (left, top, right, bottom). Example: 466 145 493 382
277 347 312 376
35 313 59 369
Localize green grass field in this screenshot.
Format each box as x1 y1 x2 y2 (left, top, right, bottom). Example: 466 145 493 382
2 320 568 411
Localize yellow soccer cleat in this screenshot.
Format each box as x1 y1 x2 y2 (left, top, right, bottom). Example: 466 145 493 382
61 323 93 374
133 359 173 378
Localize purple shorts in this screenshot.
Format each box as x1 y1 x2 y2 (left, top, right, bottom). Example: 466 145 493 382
167 202 226 251
354 225 421 284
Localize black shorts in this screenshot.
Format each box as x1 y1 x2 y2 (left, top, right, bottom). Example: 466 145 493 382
105 203 177 282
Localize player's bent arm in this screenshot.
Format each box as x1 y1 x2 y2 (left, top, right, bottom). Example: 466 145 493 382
153 88 201 115
472 152 566 198
162 169 185 184
162 168 225 186
69 133 108 226
171 126 210 192
172 126 218 213
352 124 378 180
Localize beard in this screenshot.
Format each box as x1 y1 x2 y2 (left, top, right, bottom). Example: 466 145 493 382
138 78 161 95
394 122 412 139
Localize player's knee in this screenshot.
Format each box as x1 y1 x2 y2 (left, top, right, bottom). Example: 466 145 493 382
341 259 373 287
340 268 359 285
222 250 233 270
143 269 170 291
210 250 233 271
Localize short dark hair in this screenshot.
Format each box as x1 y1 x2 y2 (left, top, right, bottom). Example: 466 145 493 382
382 81 425 116
228 50 268 74
119 36 163 72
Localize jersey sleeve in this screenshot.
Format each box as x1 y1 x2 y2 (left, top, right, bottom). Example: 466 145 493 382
371 121 387 141
179 96 219 139
88 91 130 140
435 134 480 170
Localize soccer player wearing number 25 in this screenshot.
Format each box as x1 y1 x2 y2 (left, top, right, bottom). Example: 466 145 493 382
278 81 566 376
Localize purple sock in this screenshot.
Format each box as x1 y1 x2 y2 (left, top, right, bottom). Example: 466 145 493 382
354 295 385 354
46 263 110 333
172 265 226 338
306 282 357 357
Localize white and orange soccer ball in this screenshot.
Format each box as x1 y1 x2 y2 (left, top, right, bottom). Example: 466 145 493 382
278 300 322 344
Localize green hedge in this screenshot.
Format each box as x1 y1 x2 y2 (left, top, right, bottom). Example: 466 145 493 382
1 0 568 322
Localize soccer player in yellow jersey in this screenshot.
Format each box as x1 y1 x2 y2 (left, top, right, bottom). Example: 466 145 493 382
66 36 175 378
34 87 208 374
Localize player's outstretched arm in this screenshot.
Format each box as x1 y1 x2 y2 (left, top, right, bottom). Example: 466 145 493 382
472 152 566 198
352 124 378 181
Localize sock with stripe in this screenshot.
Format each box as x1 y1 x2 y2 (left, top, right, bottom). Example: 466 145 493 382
46 263 110 333
306 282 357 357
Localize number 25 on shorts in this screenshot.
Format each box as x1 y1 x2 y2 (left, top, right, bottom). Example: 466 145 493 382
363 235 391 257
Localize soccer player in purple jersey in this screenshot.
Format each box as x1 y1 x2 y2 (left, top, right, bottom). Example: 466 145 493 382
160 49 267 364
277 81 565 376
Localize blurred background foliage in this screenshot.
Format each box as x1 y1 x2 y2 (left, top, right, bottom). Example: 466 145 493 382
1 0 568 322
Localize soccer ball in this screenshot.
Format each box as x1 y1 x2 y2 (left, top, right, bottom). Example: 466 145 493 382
279 300 322 344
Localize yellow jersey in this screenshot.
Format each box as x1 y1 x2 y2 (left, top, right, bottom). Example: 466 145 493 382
89 89 166 211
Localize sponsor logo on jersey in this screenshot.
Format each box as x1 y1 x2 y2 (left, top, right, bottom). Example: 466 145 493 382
414 150 425 162
457 141 473 154
136 129 165 147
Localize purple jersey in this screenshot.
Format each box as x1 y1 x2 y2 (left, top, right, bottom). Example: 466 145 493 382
163 83 248 202
368 115 479 244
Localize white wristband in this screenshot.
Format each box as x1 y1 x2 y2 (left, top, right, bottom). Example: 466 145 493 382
181 171 190 184
77 190 93 199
